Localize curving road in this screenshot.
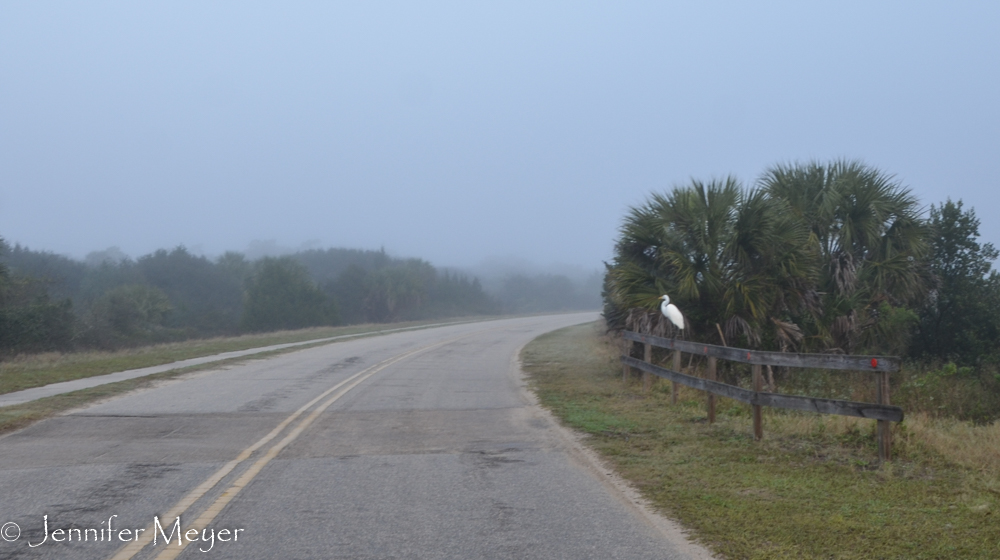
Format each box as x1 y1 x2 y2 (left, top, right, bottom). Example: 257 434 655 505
0 313 713 559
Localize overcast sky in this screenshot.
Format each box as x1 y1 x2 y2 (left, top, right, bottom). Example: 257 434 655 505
2 2 997 270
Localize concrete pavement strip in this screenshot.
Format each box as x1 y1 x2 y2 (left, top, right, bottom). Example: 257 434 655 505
0 320 473 409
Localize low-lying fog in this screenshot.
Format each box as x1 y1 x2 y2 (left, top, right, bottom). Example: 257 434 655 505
2 3 998 278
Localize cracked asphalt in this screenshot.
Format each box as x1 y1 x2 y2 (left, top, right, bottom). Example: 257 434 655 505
0 313 712 559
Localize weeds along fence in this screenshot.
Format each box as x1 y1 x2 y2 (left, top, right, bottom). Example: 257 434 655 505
621 331 904 462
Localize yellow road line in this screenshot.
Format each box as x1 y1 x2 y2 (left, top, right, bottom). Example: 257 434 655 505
107 337 460 560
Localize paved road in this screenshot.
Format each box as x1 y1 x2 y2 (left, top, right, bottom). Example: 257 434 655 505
0 313 713 560
0 320 475 408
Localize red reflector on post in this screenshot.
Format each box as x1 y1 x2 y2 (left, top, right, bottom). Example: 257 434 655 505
871 358 878 369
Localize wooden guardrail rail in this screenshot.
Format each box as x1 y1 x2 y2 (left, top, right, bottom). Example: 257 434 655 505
621 331 903 461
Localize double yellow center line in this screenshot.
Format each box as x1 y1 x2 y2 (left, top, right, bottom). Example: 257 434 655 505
108 335 464 560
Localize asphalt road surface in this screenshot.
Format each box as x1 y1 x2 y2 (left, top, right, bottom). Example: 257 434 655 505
0 313 713 560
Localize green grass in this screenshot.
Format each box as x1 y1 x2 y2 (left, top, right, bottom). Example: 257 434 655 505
522 322 1000 559
0 318 480 396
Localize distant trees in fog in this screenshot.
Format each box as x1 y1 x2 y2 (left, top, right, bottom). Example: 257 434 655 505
495 273 602 314
0 256 75 353
0 241 600 356
240 258 338 332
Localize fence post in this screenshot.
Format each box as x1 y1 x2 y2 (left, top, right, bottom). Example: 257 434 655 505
671 350 680 405
622 339 632 382
643 343 653 392
752 363 763 441
877 370 892 462
706 357 717 423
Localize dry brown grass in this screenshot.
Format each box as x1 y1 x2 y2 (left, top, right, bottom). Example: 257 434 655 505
902 413 1000 475
621 328 1000 479
752 408 1000 477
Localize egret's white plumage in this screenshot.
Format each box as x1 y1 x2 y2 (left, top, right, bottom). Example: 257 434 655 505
660 295 685 329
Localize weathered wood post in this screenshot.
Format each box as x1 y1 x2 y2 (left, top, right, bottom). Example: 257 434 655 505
752 363 763 441
642 343 653 392
622 356 628 382
877 370 892 461
622 338 633 382
706 356 717 423
670 350 681 404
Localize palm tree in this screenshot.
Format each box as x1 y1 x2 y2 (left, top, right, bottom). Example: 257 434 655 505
759 160 930 353
606 178 816 350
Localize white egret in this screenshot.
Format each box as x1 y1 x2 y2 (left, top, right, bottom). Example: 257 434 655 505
659 295 685 330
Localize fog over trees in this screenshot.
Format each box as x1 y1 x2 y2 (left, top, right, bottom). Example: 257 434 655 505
0 243 599 355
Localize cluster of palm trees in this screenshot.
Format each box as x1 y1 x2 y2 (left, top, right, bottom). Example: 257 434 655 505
604 160 929 355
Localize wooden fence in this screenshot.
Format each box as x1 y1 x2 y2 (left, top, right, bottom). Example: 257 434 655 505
621 331 903 461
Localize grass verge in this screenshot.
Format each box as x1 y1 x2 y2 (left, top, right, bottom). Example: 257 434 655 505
522 322 1000 559
0 318 484 396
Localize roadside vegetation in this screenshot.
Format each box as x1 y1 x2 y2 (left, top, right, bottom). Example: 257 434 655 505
0 242 598 360
604 159 1000 425
0 245 499 356
523 323 1000 559
558 160 1000 557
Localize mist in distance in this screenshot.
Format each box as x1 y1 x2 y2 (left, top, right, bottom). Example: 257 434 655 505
2 2 998 272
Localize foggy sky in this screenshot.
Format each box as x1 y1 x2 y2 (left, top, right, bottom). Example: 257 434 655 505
2 2 998 270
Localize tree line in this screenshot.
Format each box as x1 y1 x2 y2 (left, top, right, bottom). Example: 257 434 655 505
0 244 601 356
604 159 1000 365
0 246 493 354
